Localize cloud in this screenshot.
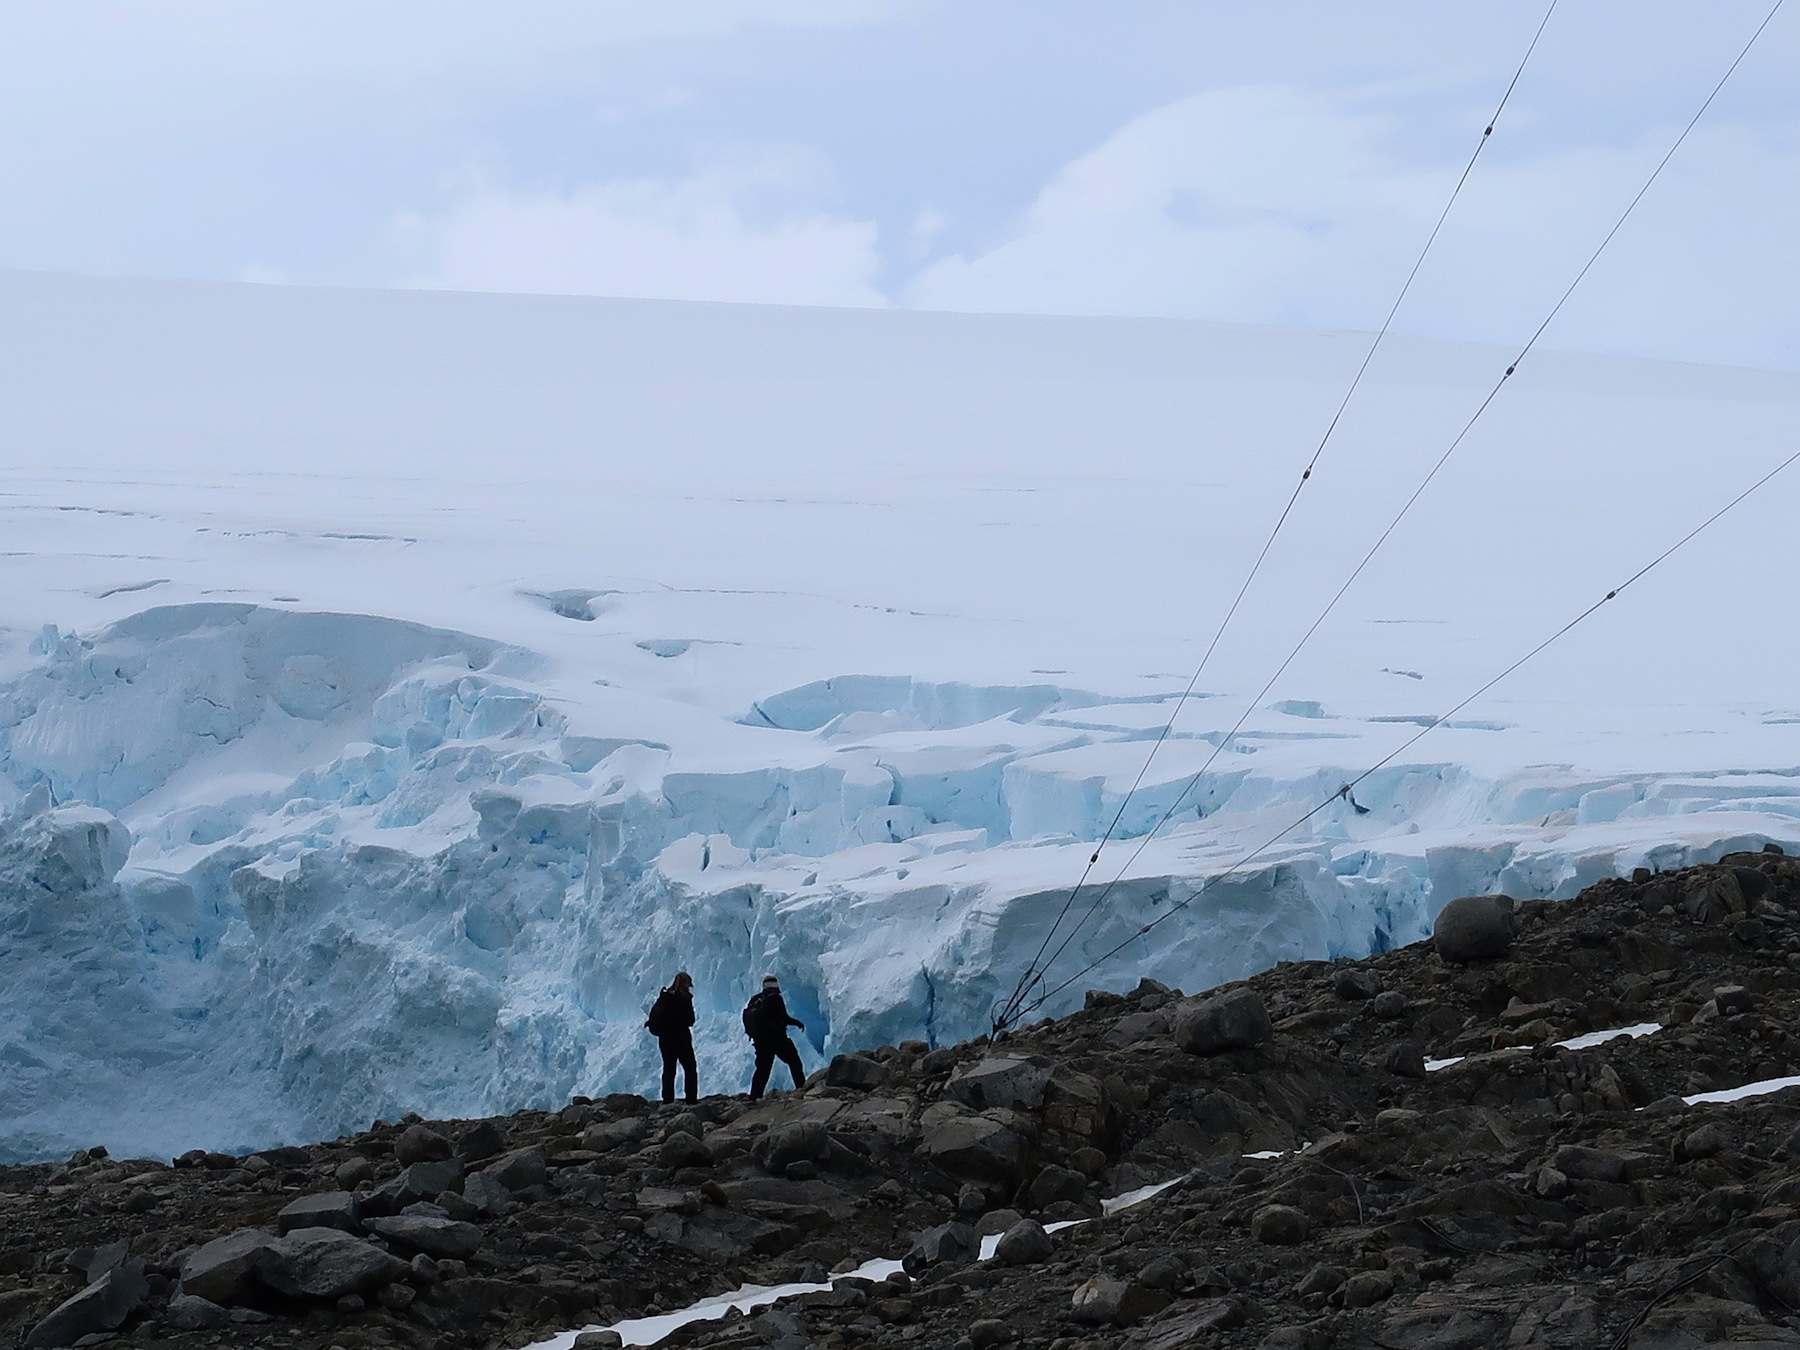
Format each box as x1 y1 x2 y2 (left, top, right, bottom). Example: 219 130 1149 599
399 153 885 307
905 86 1448 328
903 83 1800 368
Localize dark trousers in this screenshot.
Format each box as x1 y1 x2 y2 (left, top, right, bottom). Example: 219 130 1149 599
659 1034 697 1103
749 1036 805 1100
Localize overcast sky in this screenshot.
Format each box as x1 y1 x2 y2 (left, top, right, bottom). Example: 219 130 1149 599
1 0 1796 370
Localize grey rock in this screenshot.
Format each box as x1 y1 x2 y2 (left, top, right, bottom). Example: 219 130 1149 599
754 1122 827 1174
1070 1276 1166 1327
824 1054 890 1090
165 1292 232 1332
1551 1145 1650 1183
1294 1264 1347 1298
659 1130 713 1170
64 1241 127 1284
1370 990 1410 1019
256 1226 411 1301
1137 1255 1187 1293
370 1158 464 1212
1027 1164 1088 1210
573 1333 626 1350
1174 987 1273 1055
902 1221 979 1276
1333 968 1382 1001
277 1190 362 1235
180 1228 281 1303
994 1219 1054 1266
946 1056 1051 1112
1250 1204 1309 1245
483 1147 545 1193
363 1215 484 1260
395 1125 453 1166
461 1170 516 1218
1341 1270 1395 1308
457 1120 506 1162
920 1114 1028 1185
580 1117 649 1153
24 1263 148 1348
1680 1122 1730 1160
1130 1299 1246 1347
1433 894 1516 963
1378 1041 1428 1078
1104 1011 1170 1047
969 1319 1012 1348
335 1156 376 1189
975 1207 1024 1237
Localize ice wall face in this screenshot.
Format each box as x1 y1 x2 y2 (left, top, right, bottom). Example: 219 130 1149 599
4 602 1799 1163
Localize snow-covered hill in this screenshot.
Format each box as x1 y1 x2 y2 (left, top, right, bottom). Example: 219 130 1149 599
3 268 1798 1163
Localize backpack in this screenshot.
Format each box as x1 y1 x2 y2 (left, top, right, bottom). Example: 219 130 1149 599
742 990 782 1041
645 990 677 1037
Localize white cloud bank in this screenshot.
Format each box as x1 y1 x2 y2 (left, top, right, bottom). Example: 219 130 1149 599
400 155 884 307
904 84 1800 368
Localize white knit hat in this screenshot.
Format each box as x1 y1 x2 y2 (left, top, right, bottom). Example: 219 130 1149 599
762 974 780 988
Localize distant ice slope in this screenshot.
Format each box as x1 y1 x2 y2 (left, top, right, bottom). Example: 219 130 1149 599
1 270 1797 1162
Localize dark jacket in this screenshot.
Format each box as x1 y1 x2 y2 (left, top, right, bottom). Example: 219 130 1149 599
647 987 695 1039
743 989 803 1043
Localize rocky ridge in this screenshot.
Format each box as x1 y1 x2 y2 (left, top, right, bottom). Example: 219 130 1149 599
7 849 1800 1349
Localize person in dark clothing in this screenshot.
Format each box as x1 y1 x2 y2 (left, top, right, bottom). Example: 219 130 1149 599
743 973 806 1101
646 971 697 1104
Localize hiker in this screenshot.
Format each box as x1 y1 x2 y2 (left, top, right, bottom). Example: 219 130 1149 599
646 971 697 1104
743 974 807 1101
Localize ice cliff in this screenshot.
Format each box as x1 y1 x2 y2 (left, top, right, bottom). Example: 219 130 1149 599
4 602 1796 1163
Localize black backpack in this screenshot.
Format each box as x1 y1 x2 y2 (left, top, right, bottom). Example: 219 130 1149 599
645 990 678 1037
741 990 782 1040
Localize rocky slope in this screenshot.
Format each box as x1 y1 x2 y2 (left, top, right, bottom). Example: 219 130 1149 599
8 848 1800 1350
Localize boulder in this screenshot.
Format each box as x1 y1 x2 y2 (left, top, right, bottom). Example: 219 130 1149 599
920 1114 1028 1186
1174 988 1273 1055
1433 895 1516 963
457 1120 506 1162
659 1131 713 1170
256 1227 411 1301
946 1056 1052 1112
64 1241 127 1283
335 1156 376 1189
994 1218 1054 1266
902 1221 979 1276
369 1159 464 1213
165 1292 232 1332
1332 968 1381 1001
1028 1164 1089 1210
277 1190 362 1235
180 1228 281 1303
754 1123 828 1175
24 1263 148 1348
1552 1145 1648 1183
1341 1271 1395 1308
824 1053 890 1090
1070 1276 1166 1327
461 1170 516 1218
581 1118 649 1153
1250 1205 1309 1245
1377 1042 1427 1079
363 1215 484 1260
395 1125 453 1166
483 1148 546 1193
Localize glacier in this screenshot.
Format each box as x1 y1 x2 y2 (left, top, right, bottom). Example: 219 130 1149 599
2 268 1799 1162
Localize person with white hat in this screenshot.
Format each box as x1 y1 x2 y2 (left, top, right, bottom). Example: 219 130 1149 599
741 973 807 1101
